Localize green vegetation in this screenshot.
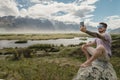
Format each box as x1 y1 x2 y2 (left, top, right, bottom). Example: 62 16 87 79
111 34 120 80
0 58 79 80
0 34 119 80
28 44 54 50
0 46 81 80
0 33 89 40
79 37 87 40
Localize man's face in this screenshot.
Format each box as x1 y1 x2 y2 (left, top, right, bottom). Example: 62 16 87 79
97 24 106 33
98 27 106 33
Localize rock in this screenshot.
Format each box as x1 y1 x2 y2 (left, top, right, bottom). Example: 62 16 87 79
73 59 117 80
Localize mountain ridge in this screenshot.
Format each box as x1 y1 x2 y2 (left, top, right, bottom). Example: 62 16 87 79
1 16 119 33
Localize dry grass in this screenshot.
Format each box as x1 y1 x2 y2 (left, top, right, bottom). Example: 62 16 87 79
0 33 89 40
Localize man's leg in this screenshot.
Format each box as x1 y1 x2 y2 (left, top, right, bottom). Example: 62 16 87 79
81 44 90 60
81 45 106 67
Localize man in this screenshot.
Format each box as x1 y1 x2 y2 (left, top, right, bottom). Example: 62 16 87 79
80 22 112 67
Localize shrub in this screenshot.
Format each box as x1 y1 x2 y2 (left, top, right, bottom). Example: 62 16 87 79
58 46 86 62
11 48 36 60
111 34 120 57
28 44 59 52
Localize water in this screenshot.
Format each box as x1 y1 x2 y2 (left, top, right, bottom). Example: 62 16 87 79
0 37 94 49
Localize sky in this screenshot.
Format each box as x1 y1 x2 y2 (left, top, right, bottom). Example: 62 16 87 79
0 0 120 29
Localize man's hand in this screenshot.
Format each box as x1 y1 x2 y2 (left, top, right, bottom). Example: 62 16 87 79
80 26 87 32
82 43 89 50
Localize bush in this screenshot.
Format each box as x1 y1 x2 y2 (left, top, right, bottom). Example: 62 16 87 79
49 47 60 52
111 34 120 57
28 44 59 52
59 47 83 57
11 48 36 60
28 44 52 49
60 44 64 47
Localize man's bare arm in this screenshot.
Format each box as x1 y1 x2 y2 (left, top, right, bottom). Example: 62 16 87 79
80 26 106 41
85 30 106 41
86 41 95 46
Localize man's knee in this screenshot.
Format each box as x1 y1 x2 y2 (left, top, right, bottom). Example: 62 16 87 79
97 45 105 50
81 44 87 50
96 45 106 55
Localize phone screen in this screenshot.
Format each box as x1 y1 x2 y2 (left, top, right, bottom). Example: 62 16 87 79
80 22 84 27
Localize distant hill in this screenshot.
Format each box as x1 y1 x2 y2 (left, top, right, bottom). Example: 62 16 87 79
0 16 97 33
110 28 120 34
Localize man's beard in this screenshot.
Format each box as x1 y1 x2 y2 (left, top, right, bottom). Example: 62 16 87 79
99 30 105 33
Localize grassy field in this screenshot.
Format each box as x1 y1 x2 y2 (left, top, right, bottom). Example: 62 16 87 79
0 34 119 80
0 46 82 80
0 33 89 40
0 57 79 80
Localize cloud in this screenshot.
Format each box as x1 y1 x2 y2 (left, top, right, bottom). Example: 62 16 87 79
0 0 98 24
0 0 19 16
26 0 98 23
1 0 119 31
80 0 98 5
73 5 95 18
104 15 120 29
19 9 28 17
31 0 53 3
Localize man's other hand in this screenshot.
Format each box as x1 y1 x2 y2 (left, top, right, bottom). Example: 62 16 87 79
80 26 87 32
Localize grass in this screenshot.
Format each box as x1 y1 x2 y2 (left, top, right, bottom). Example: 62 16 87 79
0 46 120 80
0 34 120 80
110 57 120 80
79 37 87 40
111 34 120 80
0 46 82 80
0 33 89 40
0 55 80 80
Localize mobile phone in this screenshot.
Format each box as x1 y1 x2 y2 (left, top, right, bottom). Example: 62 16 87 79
80 22 84 27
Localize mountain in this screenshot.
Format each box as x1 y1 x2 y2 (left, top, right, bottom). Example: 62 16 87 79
0 16 55 33
0 16 97 33
110 28 120 34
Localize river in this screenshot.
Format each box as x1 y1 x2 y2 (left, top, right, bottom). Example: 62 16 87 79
0 37 94 49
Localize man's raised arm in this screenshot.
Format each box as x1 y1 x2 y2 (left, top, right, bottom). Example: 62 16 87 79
85 30 106 41
80 26 106 41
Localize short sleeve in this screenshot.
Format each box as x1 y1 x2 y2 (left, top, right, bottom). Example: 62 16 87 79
104 33 112 43
93 38 97 44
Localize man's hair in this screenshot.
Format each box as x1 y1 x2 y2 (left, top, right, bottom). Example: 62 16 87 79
99 22 107 28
